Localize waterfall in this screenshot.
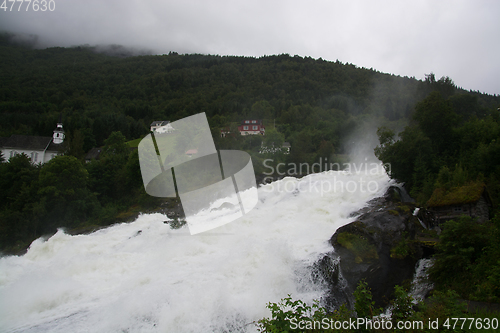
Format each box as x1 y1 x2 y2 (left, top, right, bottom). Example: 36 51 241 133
409 258 434 304
0 169 391 333
394 183 415 203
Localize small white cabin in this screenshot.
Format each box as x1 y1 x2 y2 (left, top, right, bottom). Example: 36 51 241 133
150 121 174 134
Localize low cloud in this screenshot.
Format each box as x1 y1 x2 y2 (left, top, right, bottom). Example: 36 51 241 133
0 0 499 94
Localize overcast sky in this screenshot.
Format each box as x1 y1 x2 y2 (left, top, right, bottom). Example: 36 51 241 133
1 0 499 95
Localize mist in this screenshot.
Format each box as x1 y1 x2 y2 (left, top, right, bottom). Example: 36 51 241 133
0 0 499 94
343 118 384 165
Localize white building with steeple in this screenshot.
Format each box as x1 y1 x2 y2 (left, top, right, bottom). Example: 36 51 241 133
0 121 65 164
52 122 65 144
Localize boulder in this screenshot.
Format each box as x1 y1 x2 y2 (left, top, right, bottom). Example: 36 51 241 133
320 186 429 310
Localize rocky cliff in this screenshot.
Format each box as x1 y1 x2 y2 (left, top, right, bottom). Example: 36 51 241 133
318 186 437 310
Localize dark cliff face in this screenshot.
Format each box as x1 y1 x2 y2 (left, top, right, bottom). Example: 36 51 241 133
319 186 433 310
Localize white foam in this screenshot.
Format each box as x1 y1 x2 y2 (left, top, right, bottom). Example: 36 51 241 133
0 169 391 333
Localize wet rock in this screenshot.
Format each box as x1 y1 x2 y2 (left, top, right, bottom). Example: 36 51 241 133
313 253 354 311
321 186 429 309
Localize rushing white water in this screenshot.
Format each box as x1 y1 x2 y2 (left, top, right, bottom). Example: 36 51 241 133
410 258 434 303
0 169 391 333
380 258 435 320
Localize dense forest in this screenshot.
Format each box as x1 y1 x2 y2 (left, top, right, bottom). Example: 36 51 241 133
374 89 500 309
1 30 499 260
376 90 500 208
1 32 499 149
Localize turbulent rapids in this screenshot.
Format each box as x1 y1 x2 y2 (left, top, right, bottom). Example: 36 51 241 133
0 168 391 333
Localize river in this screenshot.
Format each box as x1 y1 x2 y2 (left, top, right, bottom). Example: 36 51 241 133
0 168 391 332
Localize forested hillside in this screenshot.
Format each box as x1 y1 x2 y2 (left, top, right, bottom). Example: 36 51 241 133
2 31 498 156
1 31 499 254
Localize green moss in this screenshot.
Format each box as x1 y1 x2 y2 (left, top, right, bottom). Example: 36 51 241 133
417 240 437 247
390 241 410 259
388 209 400 216
390 234 415 259
397 204 411 213
427 181 485 207
336 232 378 263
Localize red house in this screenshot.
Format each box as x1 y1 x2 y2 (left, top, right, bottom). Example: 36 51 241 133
238 120 265 136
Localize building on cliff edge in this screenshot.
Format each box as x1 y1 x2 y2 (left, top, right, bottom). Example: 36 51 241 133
426 182 492 224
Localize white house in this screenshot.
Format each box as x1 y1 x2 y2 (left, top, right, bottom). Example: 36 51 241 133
0 122 65 164
150 120 174 134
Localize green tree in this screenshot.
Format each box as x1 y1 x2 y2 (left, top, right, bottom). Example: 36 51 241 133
413 91 459 154
449 93 482 120
263 128 284 149
375 125 433 190
428 216 493 297
38 155 98 231
353 279 376 319
87 131 132 203
101 131 129 158
0 154 40 249
375 127 395 148
67 128 86 160
423 73 456 99
288 128 315 167
250 100 275 119
124 149 143 190
472 214 500 302
390 286 415 328
257 294 353 333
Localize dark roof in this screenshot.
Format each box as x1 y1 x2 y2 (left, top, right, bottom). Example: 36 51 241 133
150 120 170 127
2 135 52 151
0 137 8 147
427 182 486 207
46 141 65 152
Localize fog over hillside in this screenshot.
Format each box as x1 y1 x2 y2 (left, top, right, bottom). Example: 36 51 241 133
0 0 499 95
